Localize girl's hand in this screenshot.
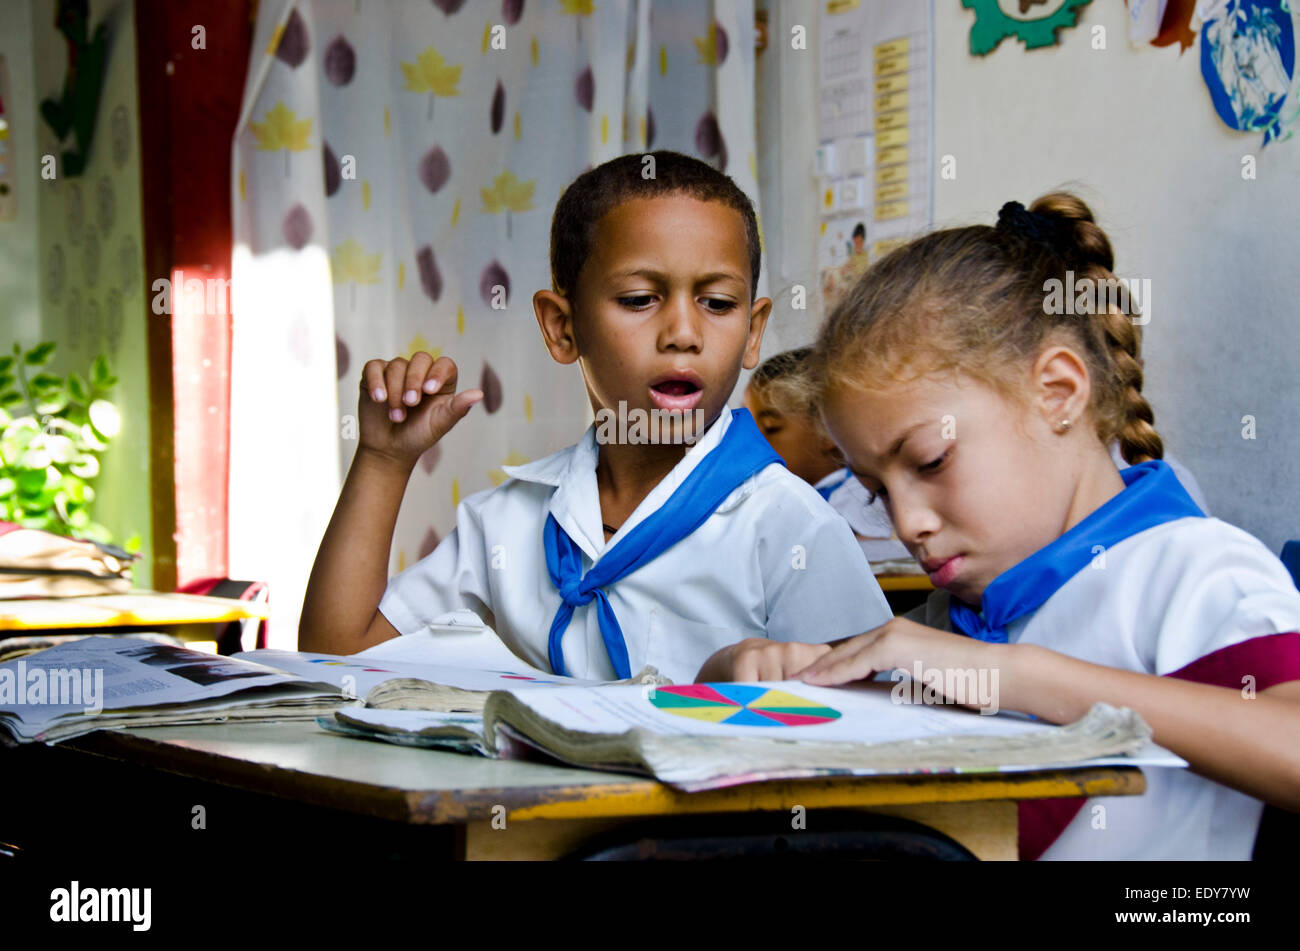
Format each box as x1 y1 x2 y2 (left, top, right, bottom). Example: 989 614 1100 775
696 639 833 683
797 617 1006 706
358 354 483 466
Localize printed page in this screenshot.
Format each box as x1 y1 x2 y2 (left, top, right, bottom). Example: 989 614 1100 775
504 680 1077 743
0 635 336 738
237 648 598 698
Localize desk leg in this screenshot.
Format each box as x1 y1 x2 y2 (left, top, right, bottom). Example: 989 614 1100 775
463 801 1017 861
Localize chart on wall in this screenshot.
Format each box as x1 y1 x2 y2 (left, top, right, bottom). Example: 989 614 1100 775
649 684 844 727
816 0 934 312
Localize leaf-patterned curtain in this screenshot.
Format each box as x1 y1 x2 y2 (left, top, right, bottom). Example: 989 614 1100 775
230 0 764 647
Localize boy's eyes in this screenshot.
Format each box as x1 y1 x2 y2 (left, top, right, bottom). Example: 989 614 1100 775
615 295 738 313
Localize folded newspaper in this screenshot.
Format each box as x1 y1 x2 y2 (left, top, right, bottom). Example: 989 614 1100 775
322 680 1186 791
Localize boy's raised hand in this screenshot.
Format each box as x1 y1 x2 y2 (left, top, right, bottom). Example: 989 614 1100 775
358 353 483 466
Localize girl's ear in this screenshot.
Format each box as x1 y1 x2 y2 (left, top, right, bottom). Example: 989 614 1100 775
741 297 773 370
534 290 579 365
1032 345 1091 428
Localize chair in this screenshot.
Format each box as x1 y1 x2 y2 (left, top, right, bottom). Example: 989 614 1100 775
1253 541 1300 859
564 810 978 861
174 577 269 655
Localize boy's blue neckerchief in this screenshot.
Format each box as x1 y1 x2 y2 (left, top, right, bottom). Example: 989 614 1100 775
544 408 782 678
949 461 1206 644
816 468 852 501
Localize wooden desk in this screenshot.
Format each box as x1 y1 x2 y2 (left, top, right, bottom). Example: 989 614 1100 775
876 574 934 593
4 720 1145 861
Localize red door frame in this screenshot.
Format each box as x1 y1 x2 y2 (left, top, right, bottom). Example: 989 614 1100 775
133 0 253 590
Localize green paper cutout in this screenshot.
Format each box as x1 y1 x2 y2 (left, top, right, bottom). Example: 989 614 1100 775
961 0 1094 56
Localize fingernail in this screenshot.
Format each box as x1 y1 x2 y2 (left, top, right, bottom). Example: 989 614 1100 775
373 388 386 401
423 378 439 393
404 390 418 405
390 408 405 422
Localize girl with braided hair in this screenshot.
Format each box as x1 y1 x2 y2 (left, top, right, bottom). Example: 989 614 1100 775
708 192 1300 859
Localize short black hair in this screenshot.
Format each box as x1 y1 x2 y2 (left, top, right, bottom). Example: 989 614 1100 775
549 150 761 301
852 222 866 240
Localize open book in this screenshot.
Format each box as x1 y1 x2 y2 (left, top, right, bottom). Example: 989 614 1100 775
0 636 344 743
322 680 1186 792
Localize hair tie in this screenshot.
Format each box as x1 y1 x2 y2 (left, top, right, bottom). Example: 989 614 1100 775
996 200 1070 257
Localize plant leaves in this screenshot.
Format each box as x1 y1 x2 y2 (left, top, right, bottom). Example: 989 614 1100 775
91 354 113 389
24 342 56 365
68 373 89 403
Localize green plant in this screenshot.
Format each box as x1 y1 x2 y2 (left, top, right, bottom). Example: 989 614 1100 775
0 342 136 548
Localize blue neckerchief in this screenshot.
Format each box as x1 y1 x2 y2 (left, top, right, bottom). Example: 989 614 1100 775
816 468 852 501
544 408 782 678
949 461 1205 644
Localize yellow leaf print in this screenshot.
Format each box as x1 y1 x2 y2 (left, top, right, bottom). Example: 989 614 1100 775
530 35 538 67
331 240 382 285
451 197 461 227
514 111 521 140
384 106 391 137
481 169 536 241
749 151 757 180
402 334 440 361
489 450 531 486
398 550 406 572
601 114 608 144
362 180 372 211
452 478 460 507
659 43 667 75
481 20 492 54
250 102 312 175
331 239 382 309
250 102 313 152
266 23 285 55
560 0 592 43
401 47 462 120
694 23 722 65
457 305 465 335
480 170 536 214
524 393 534 422
397 261 406 290
238 169 246 201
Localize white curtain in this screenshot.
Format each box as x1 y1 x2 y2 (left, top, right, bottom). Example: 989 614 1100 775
230 0 764 647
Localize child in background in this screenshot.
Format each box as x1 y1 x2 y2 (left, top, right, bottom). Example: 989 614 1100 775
745 347 912 564
299 151 891 684
733 193 1300 859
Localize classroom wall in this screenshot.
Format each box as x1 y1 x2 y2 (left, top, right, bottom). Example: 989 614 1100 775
24 0 153 583
932 1 1300 554
759 1 1298 554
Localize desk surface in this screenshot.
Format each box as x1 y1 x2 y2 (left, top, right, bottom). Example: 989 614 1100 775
0 591 269 630
60 720 1146 826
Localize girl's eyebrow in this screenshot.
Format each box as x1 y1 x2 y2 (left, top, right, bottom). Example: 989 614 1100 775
847 419 938 475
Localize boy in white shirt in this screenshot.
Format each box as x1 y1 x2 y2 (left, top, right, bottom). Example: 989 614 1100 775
299 151 891 683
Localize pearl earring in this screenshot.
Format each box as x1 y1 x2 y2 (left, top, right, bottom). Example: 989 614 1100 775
1056 418 1073 434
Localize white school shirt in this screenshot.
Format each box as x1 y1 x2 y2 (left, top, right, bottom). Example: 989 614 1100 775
907 516 1300 860
379 406 893 684
814 470 913 563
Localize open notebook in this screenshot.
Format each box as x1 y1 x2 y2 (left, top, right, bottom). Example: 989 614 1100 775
322 679 1186 792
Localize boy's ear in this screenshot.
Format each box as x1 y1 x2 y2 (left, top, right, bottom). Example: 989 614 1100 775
534 290 579 365
741 297 773 371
